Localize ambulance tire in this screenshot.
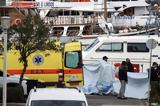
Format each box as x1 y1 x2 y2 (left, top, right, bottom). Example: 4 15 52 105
7 83 25 102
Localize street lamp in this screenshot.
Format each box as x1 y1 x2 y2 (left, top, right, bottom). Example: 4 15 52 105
0 16 11 106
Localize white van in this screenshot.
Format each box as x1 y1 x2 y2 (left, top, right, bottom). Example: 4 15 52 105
83 35 160 72
26 88 88 106
0 71 28 95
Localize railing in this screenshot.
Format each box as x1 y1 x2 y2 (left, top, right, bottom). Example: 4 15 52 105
111 15 156 27
43 16 99 25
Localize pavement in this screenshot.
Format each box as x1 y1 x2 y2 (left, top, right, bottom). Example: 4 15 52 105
86 95 148 106
0 95 148 106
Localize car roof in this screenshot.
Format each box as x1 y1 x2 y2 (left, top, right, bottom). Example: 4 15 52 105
28 88 87 101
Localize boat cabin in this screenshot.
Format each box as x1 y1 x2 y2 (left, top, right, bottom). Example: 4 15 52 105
82 35 160 72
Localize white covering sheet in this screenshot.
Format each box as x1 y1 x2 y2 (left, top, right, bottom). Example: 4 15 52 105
81 60 115 95
81 60 149 99
113 72 149 99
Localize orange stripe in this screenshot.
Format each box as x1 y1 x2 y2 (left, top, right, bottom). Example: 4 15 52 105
7 68 83 75
8 69 59 75
64 69 83 74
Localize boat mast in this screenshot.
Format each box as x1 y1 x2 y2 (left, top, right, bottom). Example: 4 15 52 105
104 0 107 21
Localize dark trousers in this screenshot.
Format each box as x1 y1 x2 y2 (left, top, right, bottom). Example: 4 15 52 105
118 80 126 98
150 81 160 104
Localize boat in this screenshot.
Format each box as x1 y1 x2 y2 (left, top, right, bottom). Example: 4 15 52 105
1 0 159 38
82 35 160 72
31 0 158 36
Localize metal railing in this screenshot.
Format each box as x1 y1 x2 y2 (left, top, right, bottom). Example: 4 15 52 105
43 16 99 25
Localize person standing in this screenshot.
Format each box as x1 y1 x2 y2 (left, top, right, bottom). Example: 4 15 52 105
117 61 128 99
102 56 115 72
103 56 108 62
158 64 160 79
101 56 116 95
149 62 160 104
150 62 159 81
126 58 134 72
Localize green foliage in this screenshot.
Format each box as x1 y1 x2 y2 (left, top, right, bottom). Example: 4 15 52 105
8 14 57 62
7 14 57 85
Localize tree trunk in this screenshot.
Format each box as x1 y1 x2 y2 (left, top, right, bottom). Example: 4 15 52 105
19 59 28 85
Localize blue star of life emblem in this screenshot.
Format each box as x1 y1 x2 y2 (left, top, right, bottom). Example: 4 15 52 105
33 54 44 65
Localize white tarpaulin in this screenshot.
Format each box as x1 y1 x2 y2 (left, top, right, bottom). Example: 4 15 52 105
113 72 149 99
81 60 115 95
81 60 149 99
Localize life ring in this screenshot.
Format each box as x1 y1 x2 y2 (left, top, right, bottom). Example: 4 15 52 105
14 18 21 25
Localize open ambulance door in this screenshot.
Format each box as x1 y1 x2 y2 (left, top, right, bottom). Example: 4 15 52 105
63 41 84 87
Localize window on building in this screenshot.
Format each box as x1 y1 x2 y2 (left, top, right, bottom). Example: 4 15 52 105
127 43 149 52
96 43 123 52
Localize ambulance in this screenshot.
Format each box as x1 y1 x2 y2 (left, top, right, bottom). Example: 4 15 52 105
0 41 84 89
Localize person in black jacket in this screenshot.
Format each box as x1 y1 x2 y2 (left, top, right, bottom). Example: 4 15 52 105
150 62 159 81
149 62 160 104
126 58 134 72
158 64 160 79
117 61 128 99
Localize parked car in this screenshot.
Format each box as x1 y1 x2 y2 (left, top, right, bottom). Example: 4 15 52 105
0 71 28 95
26 87 88 106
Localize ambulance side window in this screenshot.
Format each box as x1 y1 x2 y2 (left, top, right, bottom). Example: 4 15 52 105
65 51 80 68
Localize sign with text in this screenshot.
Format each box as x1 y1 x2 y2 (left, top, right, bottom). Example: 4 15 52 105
8 1 55 8
36 1 54 8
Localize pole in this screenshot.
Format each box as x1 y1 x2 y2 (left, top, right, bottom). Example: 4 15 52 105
3 30 7 106
148 41 153 105
104 0 107 21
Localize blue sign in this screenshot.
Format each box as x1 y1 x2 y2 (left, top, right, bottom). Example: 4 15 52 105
33 54 44 65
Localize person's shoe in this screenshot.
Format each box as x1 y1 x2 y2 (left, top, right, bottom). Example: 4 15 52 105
117 96 122 99
121 97 127 99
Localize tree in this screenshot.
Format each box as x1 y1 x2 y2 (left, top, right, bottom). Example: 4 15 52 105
8 14 57 85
